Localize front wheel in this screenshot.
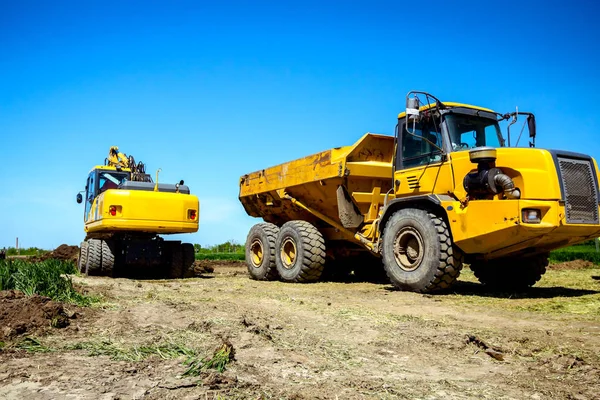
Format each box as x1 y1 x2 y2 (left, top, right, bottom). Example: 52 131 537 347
85 239 102 276
381 209 462 293
78 241 89 274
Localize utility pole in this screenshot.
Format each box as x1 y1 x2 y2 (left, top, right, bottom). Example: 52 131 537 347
16 237 19 255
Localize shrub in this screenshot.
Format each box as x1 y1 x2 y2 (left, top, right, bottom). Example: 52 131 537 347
195 253 244 261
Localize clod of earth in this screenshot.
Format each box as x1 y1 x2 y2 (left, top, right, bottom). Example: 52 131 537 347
0 290 77 340
466 334 505 361
34 244 80 263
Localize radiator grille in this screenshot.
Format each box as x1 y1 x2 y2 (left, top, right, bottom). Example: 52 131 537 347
557 157 599 224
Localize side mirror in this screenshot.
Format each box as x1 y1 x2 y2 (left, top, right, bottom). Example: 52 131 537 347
527 114 536 138
76 193 83 204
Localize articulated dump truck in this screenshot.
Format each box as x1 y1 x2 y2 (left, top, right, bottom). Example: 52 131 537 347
239 91 600 293
76 147 199 278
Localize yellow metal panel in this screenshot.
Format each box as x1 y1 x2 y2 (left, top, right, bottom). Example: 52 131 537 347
394 160 454 197
346 161 393 179
444 199 600 256
85 189 199 235
448 148 562 201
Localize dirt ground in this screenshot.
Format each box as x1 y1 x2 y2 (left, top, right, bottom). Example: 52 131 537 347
1 261 599 400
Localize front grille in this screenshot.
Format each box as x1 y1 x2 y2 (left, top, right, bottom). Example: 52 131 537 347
557 157 599 224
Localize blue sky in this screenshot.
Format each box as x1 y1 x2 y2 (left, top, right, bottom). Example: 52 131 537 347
0 0 598 249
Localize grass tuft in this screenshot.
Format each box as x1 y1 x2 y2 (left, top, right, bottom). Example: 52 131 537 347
68 340 196 362
183 341 235 375
15 337 53 353
0 259 94 305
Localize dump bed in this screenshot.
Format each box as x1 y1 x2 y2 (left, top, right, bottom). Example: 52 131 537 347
239 133 395 229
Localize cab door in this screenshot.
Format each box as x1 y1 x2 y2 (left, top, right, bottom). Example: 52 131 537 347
394 119 455 197
84 171 97 223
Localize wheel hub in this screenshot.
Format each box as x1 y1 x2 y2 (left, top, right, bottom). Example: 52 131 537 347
280 237 297 269
249 239 264 267
393 227 424 271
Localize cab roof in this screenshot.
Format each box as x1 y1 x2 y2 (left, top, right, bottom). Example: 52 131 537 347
89 165 132 174
397 102 495 119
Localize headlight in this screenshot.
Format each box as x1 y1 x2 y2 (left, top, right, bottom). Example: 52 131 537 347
521 208 541 224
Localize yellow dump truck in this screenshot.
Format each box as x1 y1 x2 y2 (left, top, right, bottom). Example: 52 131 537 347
239 91 600 292
76 147 199 278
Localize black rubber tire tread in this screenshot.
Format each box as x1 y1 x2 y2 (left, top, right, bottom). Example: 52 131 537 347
85 239 102 276
470 253 548 290
181 243 196 278
168 245 184 279
101 240 115 277
245 223 280 281
275 220 326 283
381 209 463 293
78 241 88 274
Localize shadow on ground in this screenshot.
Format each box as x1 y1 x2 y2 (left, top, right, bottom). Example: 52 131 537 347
441 280 600 299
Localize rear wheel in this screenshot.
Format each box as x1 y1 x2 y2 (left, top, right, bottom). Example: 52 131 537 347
101 240 115 277
470 253 548 290
245 223 280 280
181 243 196 278
85 239 102 276
168 245 184 279
275 220 326 283
78 241 89 274
381 209 462 293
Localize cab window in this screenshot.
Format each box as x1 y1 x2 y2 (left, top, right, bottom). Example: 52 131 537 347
400 118 443 169
445 114 502 150
98 171 128 194
84 172 95 218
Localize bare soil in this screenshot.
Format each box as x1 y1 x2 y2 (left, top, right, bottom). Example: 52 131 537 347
548 259 595 270
36 244 80 263
0 291 80 340
1 260 599 399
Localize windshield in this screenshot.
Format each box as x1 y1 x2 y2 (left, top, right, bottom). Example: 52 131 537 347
98 171 129 193
445 114 503 151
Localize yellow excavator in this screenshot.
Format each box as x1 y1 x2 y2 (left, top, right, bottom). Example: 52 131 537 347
76 147 199 278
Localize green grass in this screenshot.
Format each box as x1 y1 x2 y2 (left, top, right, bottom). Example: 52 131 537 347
68 338 233 374
195 252 244 261
0 259 95 306
68 339 196 362
549 245 600 264
183 341 234 375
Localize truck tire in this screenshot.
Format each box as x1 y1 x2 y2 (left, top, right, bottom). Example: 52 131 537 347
245 223 280 281
275 220 326 283
168 245 184 279
86 239 102 276
470 253 548 290
101 240 115 277
181 243 196 278
78 241 89 274
381 209 462 293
